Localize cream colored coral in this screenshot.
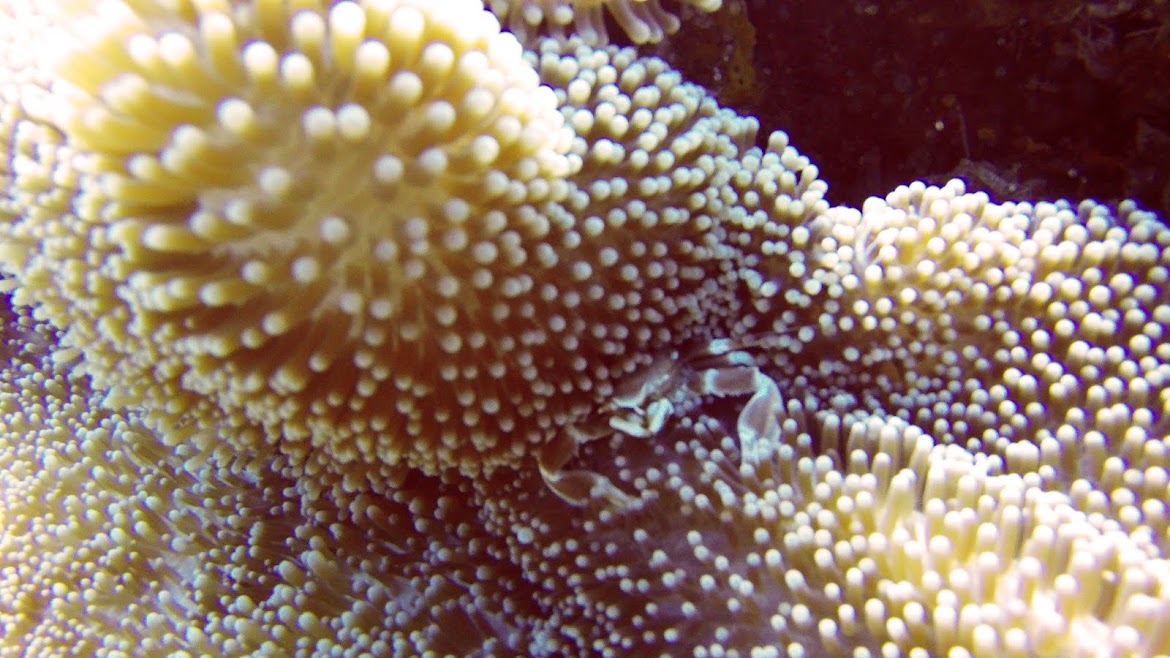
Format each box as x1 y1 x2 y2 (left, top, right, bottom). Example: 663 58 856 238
0 296 536 656
3 0 1170 656
459 391 1170 656
770 413 1170 658
0 300 199 655
812 180 1170 547
469 179 1170 654
488 0 722 44
523 37 828 479
528 37 828 353
2 0 580 481
6 289 1169 656
2 12 829 491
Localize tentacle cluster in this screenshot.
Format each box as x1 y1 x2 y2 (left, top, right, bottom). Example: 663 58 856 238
2 1 1169 657
488 0 723 45
1 1 824 491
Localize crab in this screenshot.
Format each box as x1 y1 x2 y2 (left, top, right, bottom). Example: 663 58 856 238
538 337 785 511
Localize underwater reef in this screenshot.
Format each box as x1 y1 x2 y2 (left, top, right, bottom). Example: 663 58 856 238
2 1 1169 656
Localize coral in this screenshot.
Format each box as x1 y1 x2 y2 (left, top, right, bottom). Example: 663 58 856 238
813 180 1170 540
1 0 827 491
490 177 1170 655
0 294 535 656
2 0 582 483
487 0 723 45
6 262 1170 654
1 0 1169 657
490 403 1170 655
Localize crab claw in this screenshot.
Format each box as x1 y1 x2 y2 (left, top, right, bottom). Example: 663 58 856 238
693 362 759 396
689 361 784 465
538 425 642 512
736 370 783 466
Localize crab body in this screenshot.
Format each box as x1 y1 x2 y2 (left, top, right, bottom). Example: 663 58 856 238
539 337 785 510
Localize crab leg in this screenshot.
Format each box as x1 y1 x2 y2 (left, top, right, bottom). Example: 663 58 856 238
538 465 642 511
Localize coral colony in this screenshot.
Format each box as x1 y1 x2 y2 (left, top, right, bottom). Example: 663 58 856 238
2 1 1168 656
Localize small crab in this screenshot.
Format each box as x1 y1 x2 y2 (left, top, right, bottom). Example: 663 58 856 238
538 337 785 511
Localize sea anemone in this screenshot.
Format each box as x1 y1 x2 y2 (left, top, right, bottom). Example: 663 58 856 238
487 0 723 45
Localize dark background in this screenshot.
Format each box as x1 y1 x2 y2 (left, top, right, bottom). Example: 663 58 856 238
650 0 1170 217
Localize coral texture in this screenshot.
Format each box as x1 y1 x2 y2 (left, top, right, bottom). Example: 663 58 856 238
1 0 823 490
2 0 1168 657
488 0 722 44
